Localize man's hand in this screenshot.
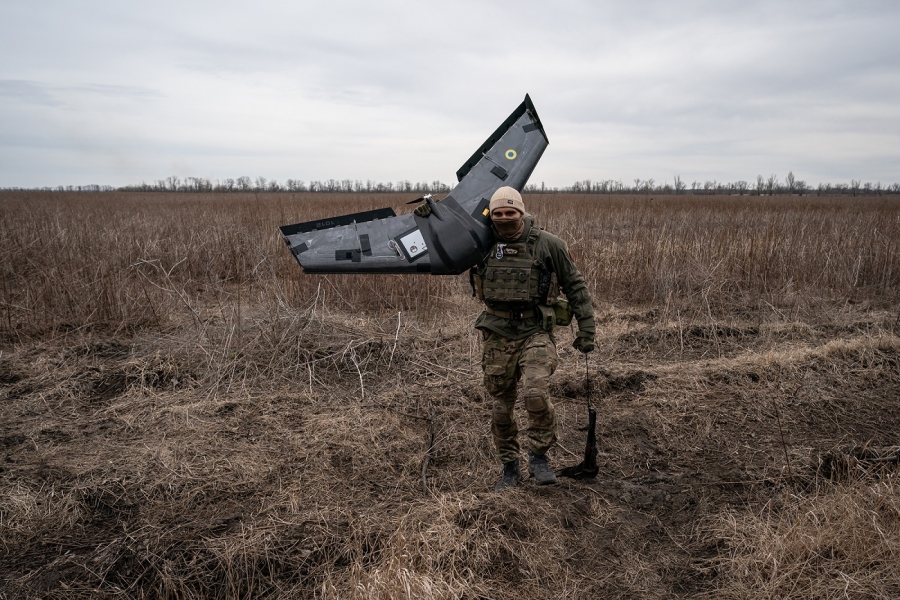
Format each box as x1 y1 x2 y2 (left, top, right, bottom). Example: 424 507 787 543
414 202 432 217
573 333 595 353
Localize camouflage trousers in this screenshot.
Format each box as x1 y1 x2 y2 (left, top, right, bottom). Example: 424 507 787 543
481 330 559 463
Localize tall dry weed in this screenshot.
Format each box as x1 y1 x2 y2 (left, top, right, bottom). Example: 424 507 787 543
700 479 900 598
2 191 898 341
529 194 900 312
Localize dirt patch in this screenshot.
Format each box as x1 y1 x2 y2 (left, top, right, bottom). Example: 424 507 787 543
2 307 900 598
89 371 129 402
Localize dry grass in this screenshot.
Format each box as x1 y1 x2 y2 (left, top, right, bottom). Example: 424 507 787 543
700 480 900 599
2 191 898 340
528 194 900 313
0 191 466 340
2 191 900 598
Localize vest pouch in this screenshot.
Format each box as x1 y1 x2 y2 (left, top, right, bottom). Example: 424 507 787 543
470 266 484 300
537 305 555 332
545 272 559 305
552 299 573 326
482 266 534 303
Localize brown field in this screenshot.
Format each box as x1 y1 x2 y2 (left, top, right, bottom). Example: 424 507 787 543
1 191 900 599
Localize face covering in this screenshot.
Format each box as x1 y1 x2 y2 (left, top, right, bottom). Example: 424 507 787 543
493 215 525 241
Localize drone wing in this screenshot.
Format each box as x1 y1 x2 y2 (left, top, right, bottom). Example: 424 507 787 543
279 94 548 275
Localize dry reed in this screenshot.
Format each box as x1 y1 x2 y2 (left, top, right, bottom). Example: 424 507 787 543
2 191 900 598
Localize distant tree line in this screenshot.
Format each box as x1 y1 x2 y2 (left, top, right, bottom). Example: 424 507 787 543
527 172 900 197
4 171 898 196
4 177 453 194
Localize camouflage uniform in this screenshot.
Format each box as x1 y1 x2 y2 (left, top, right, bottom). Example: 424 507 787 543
473 216 595 463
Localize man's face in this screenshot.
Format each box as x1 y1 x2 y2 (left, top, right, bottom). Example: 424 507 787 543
491 207 522 220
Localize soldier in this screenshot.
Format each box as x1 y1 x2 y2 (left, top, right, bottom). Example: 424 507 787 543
472 186 595 491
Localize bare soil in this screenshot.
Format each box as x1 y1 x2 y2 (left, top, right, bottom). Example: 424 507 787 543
3 299 899 599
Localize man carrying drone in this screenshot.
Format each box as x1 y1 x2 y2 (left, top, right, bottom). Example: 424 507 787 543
467 186 595 491
282 94 597 491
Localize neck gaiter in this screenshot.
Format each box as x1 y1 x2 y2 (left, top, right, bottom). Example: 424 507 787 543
493 216 525 242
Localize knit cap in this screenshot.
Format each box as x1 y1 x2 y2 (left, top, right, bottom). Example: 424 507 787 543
489 186 525 214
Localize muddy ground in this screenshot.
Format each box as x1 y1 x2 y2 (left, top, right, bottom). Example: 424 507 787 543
2 302 900 598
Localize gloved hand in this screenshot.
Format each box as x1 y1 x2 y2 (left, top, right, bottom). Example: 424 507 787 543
414 202 432 217
573 333 595 353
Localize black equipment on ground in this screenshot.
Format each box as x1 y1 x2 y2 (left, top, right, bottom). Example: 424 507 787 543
559 354 599 479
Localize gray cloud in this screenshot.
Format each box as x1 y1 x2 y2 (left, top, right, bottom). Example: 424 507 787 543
0 80 63 107
69 83 162 99
0 0 898 187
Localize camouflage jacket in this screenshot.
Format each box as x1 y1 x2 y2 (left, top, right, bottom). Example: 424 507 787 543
473 216 595 340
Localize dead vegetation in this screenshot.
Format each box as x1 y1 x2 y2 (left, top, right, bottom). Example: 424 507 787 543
2 191 900 598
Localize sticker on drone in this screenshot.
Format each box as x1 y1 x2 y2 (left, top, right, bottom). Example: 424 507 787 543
399 229 427 259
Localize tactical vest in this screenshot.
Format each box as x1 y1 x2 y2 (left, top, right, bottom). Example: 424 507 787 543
471 227 559 309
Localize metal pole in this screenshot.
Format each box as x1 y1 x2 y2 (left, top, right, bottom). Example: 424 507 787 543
584 353 592 410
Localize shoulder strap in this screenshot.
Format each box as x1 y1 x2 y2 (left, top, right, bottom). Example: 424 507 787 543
526 226 541 255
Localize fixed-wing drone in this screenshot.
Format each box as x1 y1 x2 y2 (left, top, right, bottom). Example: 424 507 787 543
280 94 548 275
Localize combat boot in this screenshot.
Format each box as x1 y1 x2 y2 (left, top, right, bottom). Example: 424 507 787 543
493 459 521 492
528 450 557 485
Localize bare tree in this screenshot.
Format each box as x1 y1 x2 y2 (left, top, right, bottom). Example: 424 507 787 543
766 174 778 196
785 171 796 195
287 179 308 192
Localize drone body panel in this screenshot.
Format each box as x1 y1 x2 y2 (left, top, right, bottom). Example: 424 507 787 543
280 95 548 275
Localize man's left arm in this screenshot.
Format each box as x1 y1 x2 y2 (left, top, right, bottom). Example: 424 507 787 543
547 237 595 353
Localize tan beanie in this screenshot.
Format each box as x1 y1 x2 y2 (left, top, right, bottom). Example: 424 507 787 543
489 186 525 214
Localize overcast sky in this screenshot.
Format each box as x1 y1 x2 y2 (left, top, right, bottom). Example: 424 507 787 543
2 0 898 189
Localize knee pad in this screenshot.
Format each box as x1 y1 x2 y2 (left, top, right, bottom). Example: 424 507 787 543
492 401 513 425
524 394 548 414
